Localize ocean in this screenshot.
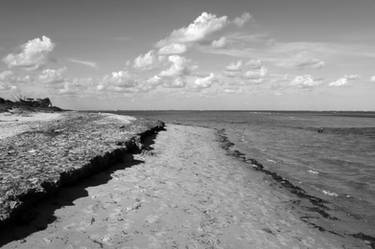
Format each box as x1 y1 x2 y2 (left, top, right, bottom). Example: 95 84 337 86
111 110 375 241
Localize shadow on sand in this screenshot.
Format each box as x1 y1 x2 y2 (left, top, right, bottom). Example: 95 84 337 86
0 130 160 247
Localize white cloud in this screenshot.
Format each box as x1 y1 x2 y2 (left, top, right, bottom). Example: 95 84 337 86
157 55 196 88
133 50 156 69
211 37 227 48
371 76 375 82
225 60 243 71
0 70 33 85
193 73 215 88
245 59 262 69
329 78 348 87
158 43 187 55
244 66 267 79
277 52 325 69
68 58 97 68
3 36 54 70
157 12 229 46
233 12 252 27
344 74 360 80
160 55 193 77
104 71 136 87
0 70 13 81
329 74 359 87
290 75 322 88
38 68 65 84
0 71 17 91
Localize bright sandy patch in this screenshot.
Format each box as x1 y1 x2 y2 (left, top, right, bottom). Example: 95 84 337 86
0 112 63 139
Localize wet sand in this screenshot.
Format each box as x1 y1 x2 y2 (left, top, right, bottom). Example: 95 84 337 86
1 124 363 248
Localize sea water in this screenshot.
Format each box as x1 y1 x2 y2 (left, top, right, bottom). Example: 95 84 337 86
113 111 375 239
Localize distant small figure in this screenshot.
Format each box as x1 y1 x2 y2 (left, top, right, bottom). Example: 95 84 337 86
317 128 324 133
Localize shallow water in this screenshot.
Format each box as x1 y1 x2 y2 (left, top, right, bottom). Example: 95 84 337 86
111 111 375 239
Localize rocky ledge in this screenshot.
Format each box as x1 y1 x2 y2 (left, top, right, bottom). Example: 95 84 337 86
0 111 164 226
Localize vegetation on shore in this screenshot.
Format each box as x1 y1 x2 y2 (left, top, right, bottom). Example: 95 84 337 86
0 97 62 113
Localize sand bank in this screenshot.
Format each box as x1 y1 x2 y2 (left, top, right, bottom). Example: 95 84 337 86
1 124 365 248
0 111 164 227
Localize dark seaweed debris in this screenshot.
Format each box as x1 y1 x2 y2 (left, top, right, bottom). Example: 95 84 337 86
215 128 375 247
352 233 375 249
216 128 335 219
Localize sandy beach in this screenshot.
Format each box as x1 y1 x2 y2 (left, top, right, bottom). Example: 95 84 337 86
1 124 364 249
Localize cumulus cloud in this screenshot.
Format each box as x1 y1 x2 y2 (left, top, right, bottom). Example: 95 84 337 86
103 71 136 88
133 50 156 69
233 12 252 27
211 37 227 48
224 59 267 83
290 75 322 88
345 74 360 80
3 36 54 70
0 70 33 85
38 68 66 84
157 55 196 88
329 74 359 87
157 12 229 46
57 79 89 95
245 59 262 69
158 43 187 55
225 60 243 71
160 55 193 77
244 66 267 81
193 73 216 89
68 58 97 68
329 78 347 87
0 71 17 91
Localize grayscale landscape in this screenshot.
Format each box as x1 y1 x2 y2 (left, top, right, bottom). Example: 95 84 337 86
1 0 374 248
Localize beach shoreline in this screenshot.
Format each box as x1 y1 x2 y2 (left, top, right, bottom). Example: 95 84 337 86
0 111 165 229
1 122 369 248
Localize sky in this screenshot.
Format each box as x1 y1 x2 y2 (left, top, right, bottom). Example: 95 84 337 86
0 0 374 110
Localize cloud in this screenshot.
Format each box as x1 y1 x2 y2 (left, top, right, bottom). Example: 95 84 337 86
0 70 33 85
38 67 66 84
244 66 267 79
371 76 375 82
233 12 252 27
133 50 156 69
0 71 17 91
193 73 216 89
277 52 325 69
245 59 262 69
57 78 92 95
290 75 322 88
157 55 196 88
158 43 187 55
157 12 229 46
329 78 348 87
329 74 360 87
159 55 193 77
211 37 227 48
3 36 54 70
345 74 360 80
225 60 243 71
68 58 97 68
101 71 137 90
